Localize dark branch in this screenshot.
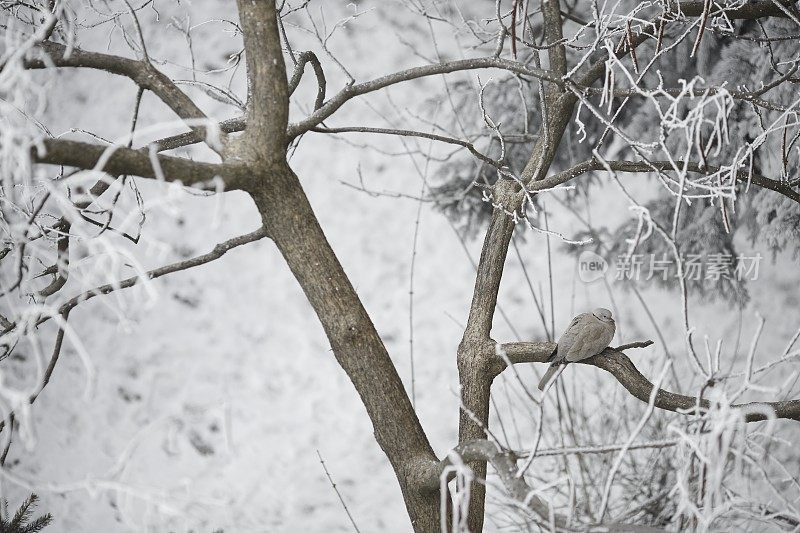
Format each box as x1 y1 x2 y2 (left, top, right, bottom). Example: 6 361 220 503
677 0 798 18
499 341 800 422
150 56 559 151
24 41 222 149
153 116 245 153
32 138 242 187
236 0 289 153
287 56 561 138
310 126 501 168
288 50 326 110
56 226 269 317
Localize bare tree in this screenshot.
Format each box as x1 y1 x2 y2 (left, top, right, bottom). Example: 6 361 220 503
2 1 800 531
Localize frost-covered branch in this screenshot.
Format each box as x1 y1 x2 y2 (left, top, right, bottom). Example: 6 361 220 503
535 159 800 203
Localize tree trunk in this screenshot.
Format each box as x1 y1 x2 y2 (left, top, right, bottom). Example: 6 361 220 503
249 164 441 532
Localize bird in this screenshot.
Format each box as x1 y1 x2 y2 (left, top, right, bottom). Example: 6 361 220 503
537 308 616 391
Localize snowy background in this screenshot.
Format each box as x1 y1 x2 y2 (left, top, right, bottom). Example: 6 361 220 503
3 1 799 531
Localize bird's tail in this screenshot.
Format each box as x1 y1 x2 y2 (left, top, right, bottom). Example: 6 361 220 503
537 363 561 391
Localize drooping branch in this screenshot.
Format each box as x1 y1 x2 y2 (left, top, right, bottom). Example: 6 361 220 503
32 138 242 187
1 227 270 339
0 307 70 436
288 50 326 110
534 159 800 203
499 341 800 422
0 227 269 439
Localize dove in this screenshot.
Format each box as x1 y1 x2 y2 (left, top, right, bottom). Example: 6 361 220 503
537 308 616 391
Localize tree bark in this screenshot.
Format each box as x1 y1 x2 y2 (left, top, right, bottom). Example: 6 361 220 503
235 4 442 530
457 86 578 530
248 165 441 532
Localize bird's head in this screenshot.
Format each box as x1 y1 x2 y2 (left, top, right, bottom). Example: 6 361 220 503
592 308 614 323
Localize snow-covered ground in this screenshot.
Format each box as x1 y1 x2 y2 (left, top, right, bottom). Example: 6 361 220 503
4 2 799 531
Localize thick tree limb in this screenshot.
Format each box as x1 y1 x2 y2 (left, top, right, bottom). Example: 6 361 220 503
499 341 800 422
456 73 581 533
542 0 568 80
221 6 445 530
32 138 242 187
535 159 800 203
249 164 440 532
236 0 289 153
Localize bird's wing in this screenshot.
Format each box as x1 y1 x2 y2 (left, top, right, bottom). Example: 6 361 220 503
556 313 592 361
565 317 616 362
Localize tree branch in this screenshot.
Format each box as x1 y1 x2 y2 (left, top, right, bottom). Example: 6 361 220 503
542 0 567 80
152 57 559 151
32 138 242 187
310 126 502 167
236 0 289 153
576 1 800 89
427 439 568 529
534 159 800 203
499 341 800 422
287 56 560 138
24 41 222 150
249 164 440 531
0 229 269 441
456 49 582 533
677 0 798 18
54 227 269 317
153 116 245 153
288 50 326 110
